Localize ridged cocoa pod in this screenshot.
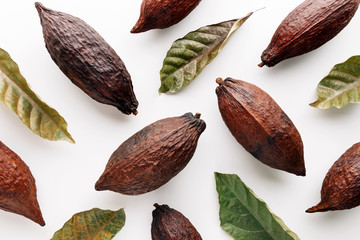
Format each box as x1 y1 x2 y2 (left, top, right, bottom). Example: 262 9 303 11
259 0 360 67
151 204 202 240
307 143 360 213
0 141 44 226
216 77 305 176
35 2 138 115
95 112 206 195
131 0 201 33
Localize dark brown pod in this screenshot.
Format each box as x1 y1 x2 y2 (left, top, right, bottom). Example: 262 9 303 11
0 141 45 226
35 2 138 115
131 0 201 33
216 77 305 176
151 204 202 240
95 112 206 195
259 0 360 67
307 142 360 213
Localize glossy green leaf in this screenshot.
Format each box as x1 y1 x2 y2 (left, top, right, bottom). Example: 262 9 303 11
310 56 360 109
215 172 299 240
52 208 125 240
0 48 74 143
159 13 252 94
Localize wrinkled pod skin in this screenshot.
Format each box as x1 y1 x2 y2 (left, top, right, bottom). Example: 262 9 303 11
259 0 360 67
151 204 202 240
307 142 360 213
216 78 305 176
131 0 201 33
35 2 138 115
95 113 206 195
0 141 45 226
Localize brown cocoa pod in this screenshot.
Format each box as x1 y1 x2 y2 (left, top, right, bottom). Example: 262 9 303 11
151 204 202 240
0 141 44 226
307 142 360 213
131 0 201 33
216 77 305 176
95 112 206 195
35 2 138 115
259 0 360 67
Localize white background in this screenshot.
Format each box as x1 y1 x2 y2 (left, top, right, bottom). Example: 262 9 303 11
1 0 360 239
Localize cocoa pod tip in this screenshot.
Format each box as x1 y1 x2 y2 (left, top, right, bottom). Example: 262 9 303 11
130 18 147 34
306 202 329 213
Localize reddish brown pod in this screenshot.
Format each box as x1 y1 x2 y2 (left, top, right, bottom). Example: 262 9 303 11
151 204 202 240
0 141 44 226
216 78 305 176
95 113 206 195
307 142 360 213
35 2 138 115
131 0 201 33
259 0 360 67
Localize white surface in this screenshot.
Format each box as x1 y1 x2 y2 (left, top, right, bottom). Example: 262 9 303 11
1 0 360 239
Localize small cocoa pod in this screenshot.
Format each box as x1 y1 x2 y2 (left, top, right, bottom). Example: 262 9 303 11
0 141 45 226
95 112 206 195
151 204 202 240
259 0 360 67
307 142 360 213
216 77 305 176
131 0 201 33
35 2 138 115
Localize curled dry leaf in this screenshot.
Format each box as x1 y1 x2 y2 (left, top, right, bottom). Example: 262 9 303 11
35 2 138 115
0 141 44 226
131 0 201 33
95 112 206 195
311 55 360 109
0 48 74 143
307 142 360 213
215 172 300 240
51 208 125 239
159 13 252 94
151 204 202 240
260 0 360 67
216 78 305 176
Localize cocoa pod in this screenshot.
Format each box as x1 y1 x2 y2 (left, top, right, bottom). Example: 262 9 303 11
216 77 305 176
131 0 201 33
259 0 360 67
35 2 138 115
151 204 202 240
95 112 206 195
307 142 360 213
0 141 44 226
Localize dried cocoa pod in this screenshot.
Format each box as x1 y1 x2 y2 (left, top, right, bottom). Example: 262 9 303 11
35 2 138 115
131 0 201 33
95 112 206 195
0 141 44 226
216 77 305 176
151 204 202 240
259 0 360 67
307 142 360 213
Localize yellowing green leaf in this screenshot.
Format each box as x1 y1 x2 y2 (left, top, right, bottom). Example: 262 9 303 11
51 208 125 240
311 56 360 109
215 172 300 240
0 48 74 143
159 13 252 94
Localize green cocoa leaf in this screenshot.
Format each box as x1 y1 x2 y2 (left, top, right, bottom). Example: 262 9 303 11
0 48 74 143
159 12 252 94
215 172 300 240
51 208 125 240
310 56 360 109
